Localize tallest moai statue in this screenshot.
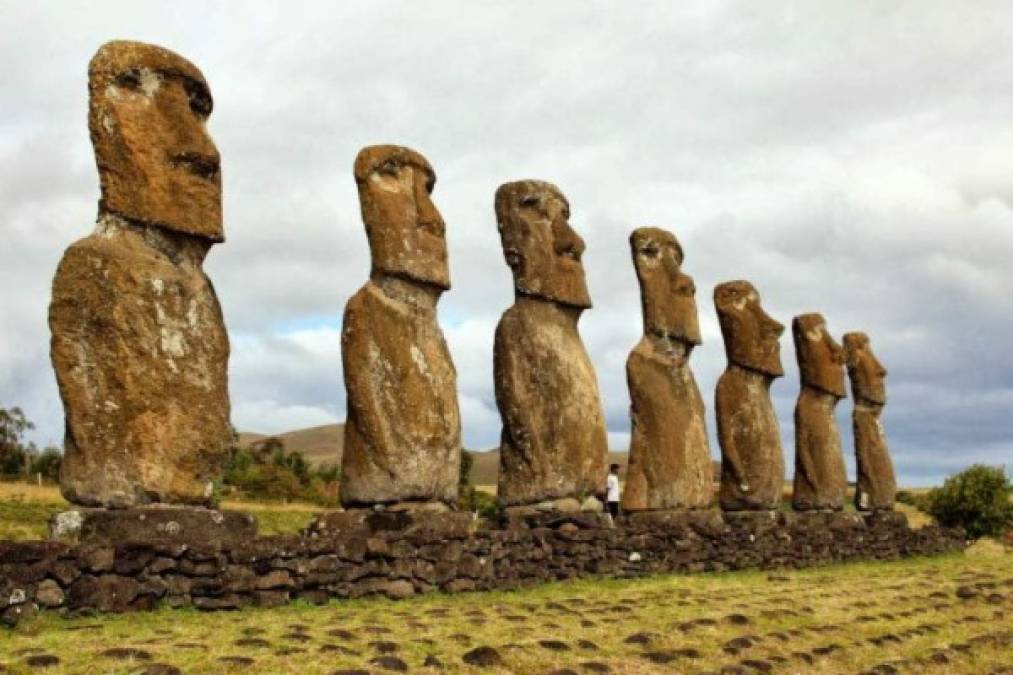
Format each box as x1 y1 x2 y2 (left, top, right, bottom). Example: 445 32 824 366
49 41 231 508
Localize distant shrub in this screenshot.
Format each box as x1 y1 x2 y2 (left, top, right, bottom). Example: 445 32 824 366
28 447 62 482
222 436 340 506
925 465 1013 539
459 486 500 518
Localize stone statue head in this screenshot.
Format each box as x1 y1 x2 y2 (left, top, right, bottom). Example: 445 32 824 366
494 180 591 309
88 40 222 241
630 227 701 348
354 145 449 290
792 313 846 398
713 280 784 377
843 332 887 406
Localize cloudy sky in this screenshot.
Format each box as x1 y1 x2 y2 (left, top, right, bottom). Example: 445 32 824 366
2 2 1011 486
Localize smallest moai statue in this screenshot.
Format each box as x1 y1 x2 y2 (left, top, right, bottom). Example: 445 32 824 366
844 332 896 511
791 313 848 511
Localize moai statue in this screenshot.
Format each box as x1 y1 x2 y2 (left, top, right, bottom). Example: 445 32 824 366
844 332 896 511
339 145 461 509
621 228 712 511
493 180 607 509
713 281 785 511
49 41 231 509
791 313 848 511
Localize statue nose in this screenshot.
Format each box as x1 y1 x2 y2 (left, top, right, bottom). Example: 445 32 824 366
415 176 445 236
553 219 585 261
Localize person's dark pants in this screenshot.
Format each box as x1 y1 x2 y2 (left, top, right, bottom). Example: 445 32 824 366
606 501 620 518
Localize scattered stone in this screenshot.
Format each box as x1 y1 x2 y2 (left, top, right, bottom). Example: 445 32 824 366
642 651 679 664
101 648 153 661
623 631 657 645
24 655 60 668
141 666 182 675
370 655 408 672
724 613 751 625
463 646 503 667
234 638 270 648
423 654 444 668
370 641 400 654
580 663 612 673
956 586 979 599
538 639 570 651
218 656 255 666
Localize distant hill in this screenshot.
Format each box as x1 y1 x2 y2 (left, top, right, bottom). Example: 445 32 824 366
240 423 720 483
239 423 344 467
466 449 635 487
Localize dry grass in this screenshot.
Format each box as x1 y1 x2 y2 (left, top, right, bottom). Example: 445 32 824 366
0 480 1009 673
1 550 1010 673
0 483 323 539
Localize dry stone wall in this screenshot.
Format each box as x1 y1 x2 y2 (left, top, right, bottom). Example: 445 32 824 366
0 511 962 626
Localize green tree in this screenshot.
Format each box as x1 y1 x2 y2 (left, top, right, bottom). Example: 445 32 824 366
926 465 1013 539
28 447 62 482
459 450 474 489
0 407 34 477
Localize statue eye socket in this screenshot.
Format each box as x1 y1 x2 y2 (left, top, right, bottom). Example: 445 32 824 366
184 80 213 117
641 245 659 257
519 196 539 208
377 160 402 177
115 70 141 90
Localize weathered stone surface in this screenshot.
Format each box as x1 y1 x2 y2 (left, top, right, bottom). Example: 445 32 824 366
305 510 473 540
791 313 848 511
88 41 222 241
713 281 785 511
844 332 896 511
340 145 461 508
622 227 712 511
49 506 257 546
0 509 963 625
493 181 607 506
50 41 229 508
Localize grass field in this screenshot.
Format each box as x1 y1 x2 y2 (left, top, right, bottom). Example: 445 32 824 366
0 546 1009 673
1 481 1008 673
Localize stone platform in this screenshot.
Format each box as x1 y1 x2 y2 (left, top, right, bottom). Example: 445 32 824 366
48 506 257 547
0 509 963 625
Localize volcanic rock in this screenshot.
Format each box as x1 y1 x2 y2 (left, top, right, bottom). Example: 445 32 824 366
622 228 712 511
340 145 461 507
844 332 897 511
493 180 607 506
714 281 785 511
791 313 847 511
50 41 229 508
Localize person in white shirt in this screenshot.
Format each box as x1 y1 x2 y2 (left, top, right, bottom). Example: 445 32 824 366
605 463 621 518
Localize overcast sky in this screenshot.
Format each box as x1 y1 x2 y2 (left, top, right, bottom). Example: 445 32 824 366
2 2 1011 486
